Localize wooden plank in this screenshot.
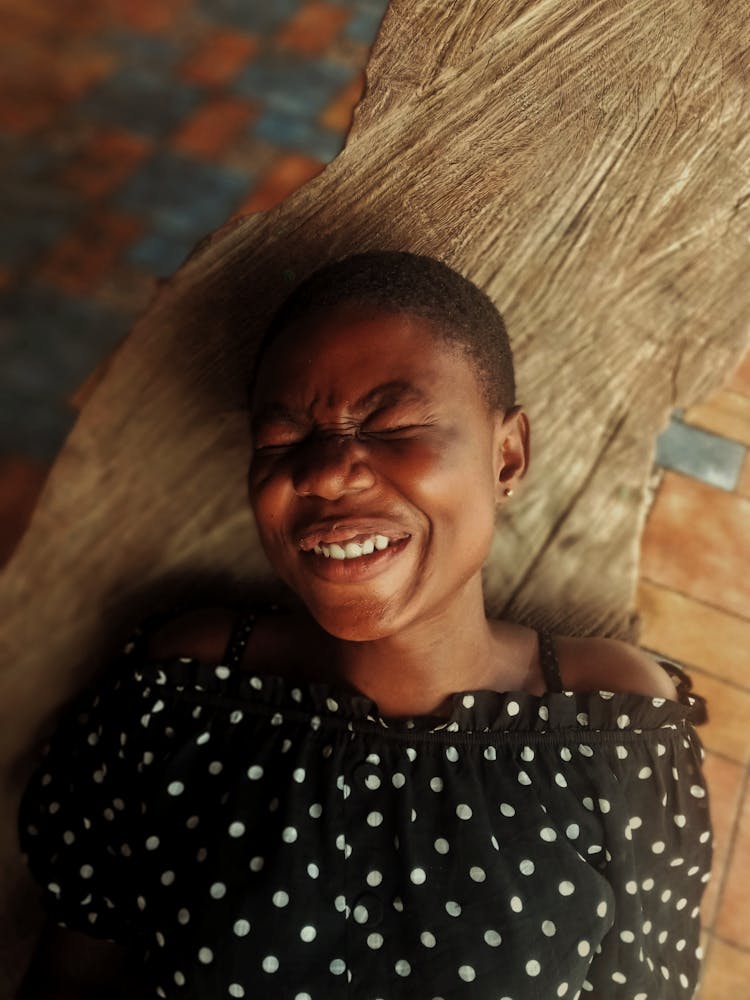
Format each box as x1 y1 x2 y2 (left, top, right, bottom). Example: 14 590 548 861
1 0 748 984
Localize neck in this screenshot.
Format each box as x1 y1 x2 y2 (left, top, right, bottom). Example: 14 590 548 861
327 575 500 717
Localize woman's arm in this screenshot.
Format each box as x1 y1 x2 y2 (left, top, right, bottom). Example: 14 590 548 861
17 923 130 999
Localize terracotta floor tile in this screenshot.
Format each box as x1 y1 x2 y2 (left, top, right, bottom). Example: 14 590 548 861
726 348 750 397
698 752 746 929
640 472 750 621
171 97 258 158
714 779 750 946
320 72 366 131
737 450 750 499
236 153 324 214
677 667 750 764
0 455 50 568
697 935 750 999
637 580 750 688
277 2 351 55
684 388 750 447
180 31 259 87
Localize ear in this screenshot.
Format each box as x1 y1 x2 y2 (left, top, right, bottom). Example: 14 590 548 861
492 405 530 503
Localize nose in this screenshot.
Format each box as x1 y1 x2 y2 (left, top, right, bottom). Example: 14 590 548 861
292 433 376 500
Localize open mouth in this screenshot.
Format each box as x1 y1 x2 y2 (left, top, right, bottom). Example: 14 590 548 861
299 533 412 577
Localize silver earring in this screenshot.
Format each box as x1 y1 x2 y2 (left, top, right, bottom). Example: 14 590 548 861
504 488 514 497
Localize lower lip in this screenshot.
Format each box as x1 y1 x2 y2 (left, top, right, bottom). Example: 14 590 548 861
299 537 411 582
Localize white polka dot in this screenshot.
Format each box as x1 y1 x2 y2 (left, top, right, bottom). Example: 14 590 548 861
79 864 94 879
367 811 383 827
560 747 572 761
582 796 594 811
456 803 472 820
430 777 444 792
300 925 316 942
542 919 556 936
198 947 213 964
557 983 568 998
178 908 190 925
392 772 406 788
167 781 184 796
538 705 549 721
263 955 279 973
518 770 532 785
208 761 223 775
578 744 594 757
421 930 437 947
558 881 575 896
272 890 289 907
500 802 515 817
519 859 535 876
651 841 666 854
186 815 199 829
445 746 459 762
326 697 339 711
462 694 475 708
565 823 579 839
458 964 476 982
292 768 305 783
406 748 417 762
690 784 706 798
540 827 557 842
638 766 652 779
411 868 427 885
507 700 520 716
617 714 630 728
521 746 535 762
365 773 381 789
446 900 462 916
367 933 383 949
598 798 611 813
247 766 263 780
577 940 590 957
434 838 449 854
470 866 487 882
307 862 319 879
625 880 638 894
174 971 186 986
210 882 226 899
282 827 297 843
612 971 627 984
329 959 346 975
484 746 497 761
616 745 628 759
620 929 634 943
526 959 541 977
228 822 245 838
555 772 567 787
249 856 264 872
484 929 502 946
395 959 411 977
233 919 250 937
510 895 523 912
308 803 323 818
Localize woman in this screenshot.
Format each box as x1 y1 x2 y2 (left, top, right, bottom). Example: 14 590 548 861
18 252 711 999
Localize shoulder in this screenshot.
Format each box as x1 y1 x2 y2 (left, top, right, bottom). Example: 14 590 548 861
143 603 319 672
556 635 680 700
144 606 236 664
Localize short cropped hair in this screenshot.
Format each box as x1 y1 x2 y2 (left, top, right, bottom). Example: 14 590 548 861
250 251 515 412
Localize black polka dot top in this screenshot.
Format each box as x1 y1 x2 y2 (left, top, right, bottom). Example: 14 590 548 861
18 605 712 999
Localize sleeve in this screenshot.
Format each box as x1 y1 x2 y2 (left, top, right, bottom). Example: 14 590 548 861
17 639 144 945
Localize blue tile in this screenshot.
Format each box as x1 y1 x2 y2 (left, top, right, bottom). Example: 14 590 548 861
116 152 250 239
0 187 80 268
0 386 76 463
254 111 345 161
654 416 745 491
127 230 200 276
345 5 386 42
233 54 355 117
198 0 301 32
101 29 182 69
75 67 201 138
0 287 131 396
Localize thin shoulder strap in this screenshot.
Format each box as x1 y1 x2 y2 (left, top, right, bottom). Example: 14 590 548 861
537 630 564 693
222 609 258 667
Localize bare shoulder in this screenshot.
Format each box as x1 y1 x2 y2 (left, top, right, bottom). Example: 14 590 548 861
144 604 324 674
145 606 236 664
556 634 680 700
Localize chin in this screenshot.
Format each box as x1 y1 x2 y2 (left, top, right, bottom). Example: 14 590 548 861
304 595 400 643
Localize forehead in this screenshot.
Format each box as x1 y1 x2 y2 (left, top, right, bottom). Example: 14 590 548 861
253 305 475 403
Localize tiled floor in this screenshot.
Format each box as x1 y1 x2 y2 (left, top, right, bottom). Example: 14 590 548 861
1 2 748 996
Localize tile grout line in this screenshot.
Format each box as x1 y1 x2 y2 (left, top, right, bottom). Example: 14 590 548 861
638 573 750 627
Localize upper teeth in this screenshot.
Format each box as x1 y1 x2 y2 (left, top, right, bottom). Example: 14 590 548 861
314 535 392 559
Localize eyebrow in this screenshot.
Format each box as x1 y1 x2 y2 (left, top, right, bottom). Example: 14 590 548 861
252 380 430 428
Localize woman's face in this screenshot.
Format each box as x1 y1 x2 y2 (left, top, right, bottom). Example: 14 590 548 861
247 303 527 640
